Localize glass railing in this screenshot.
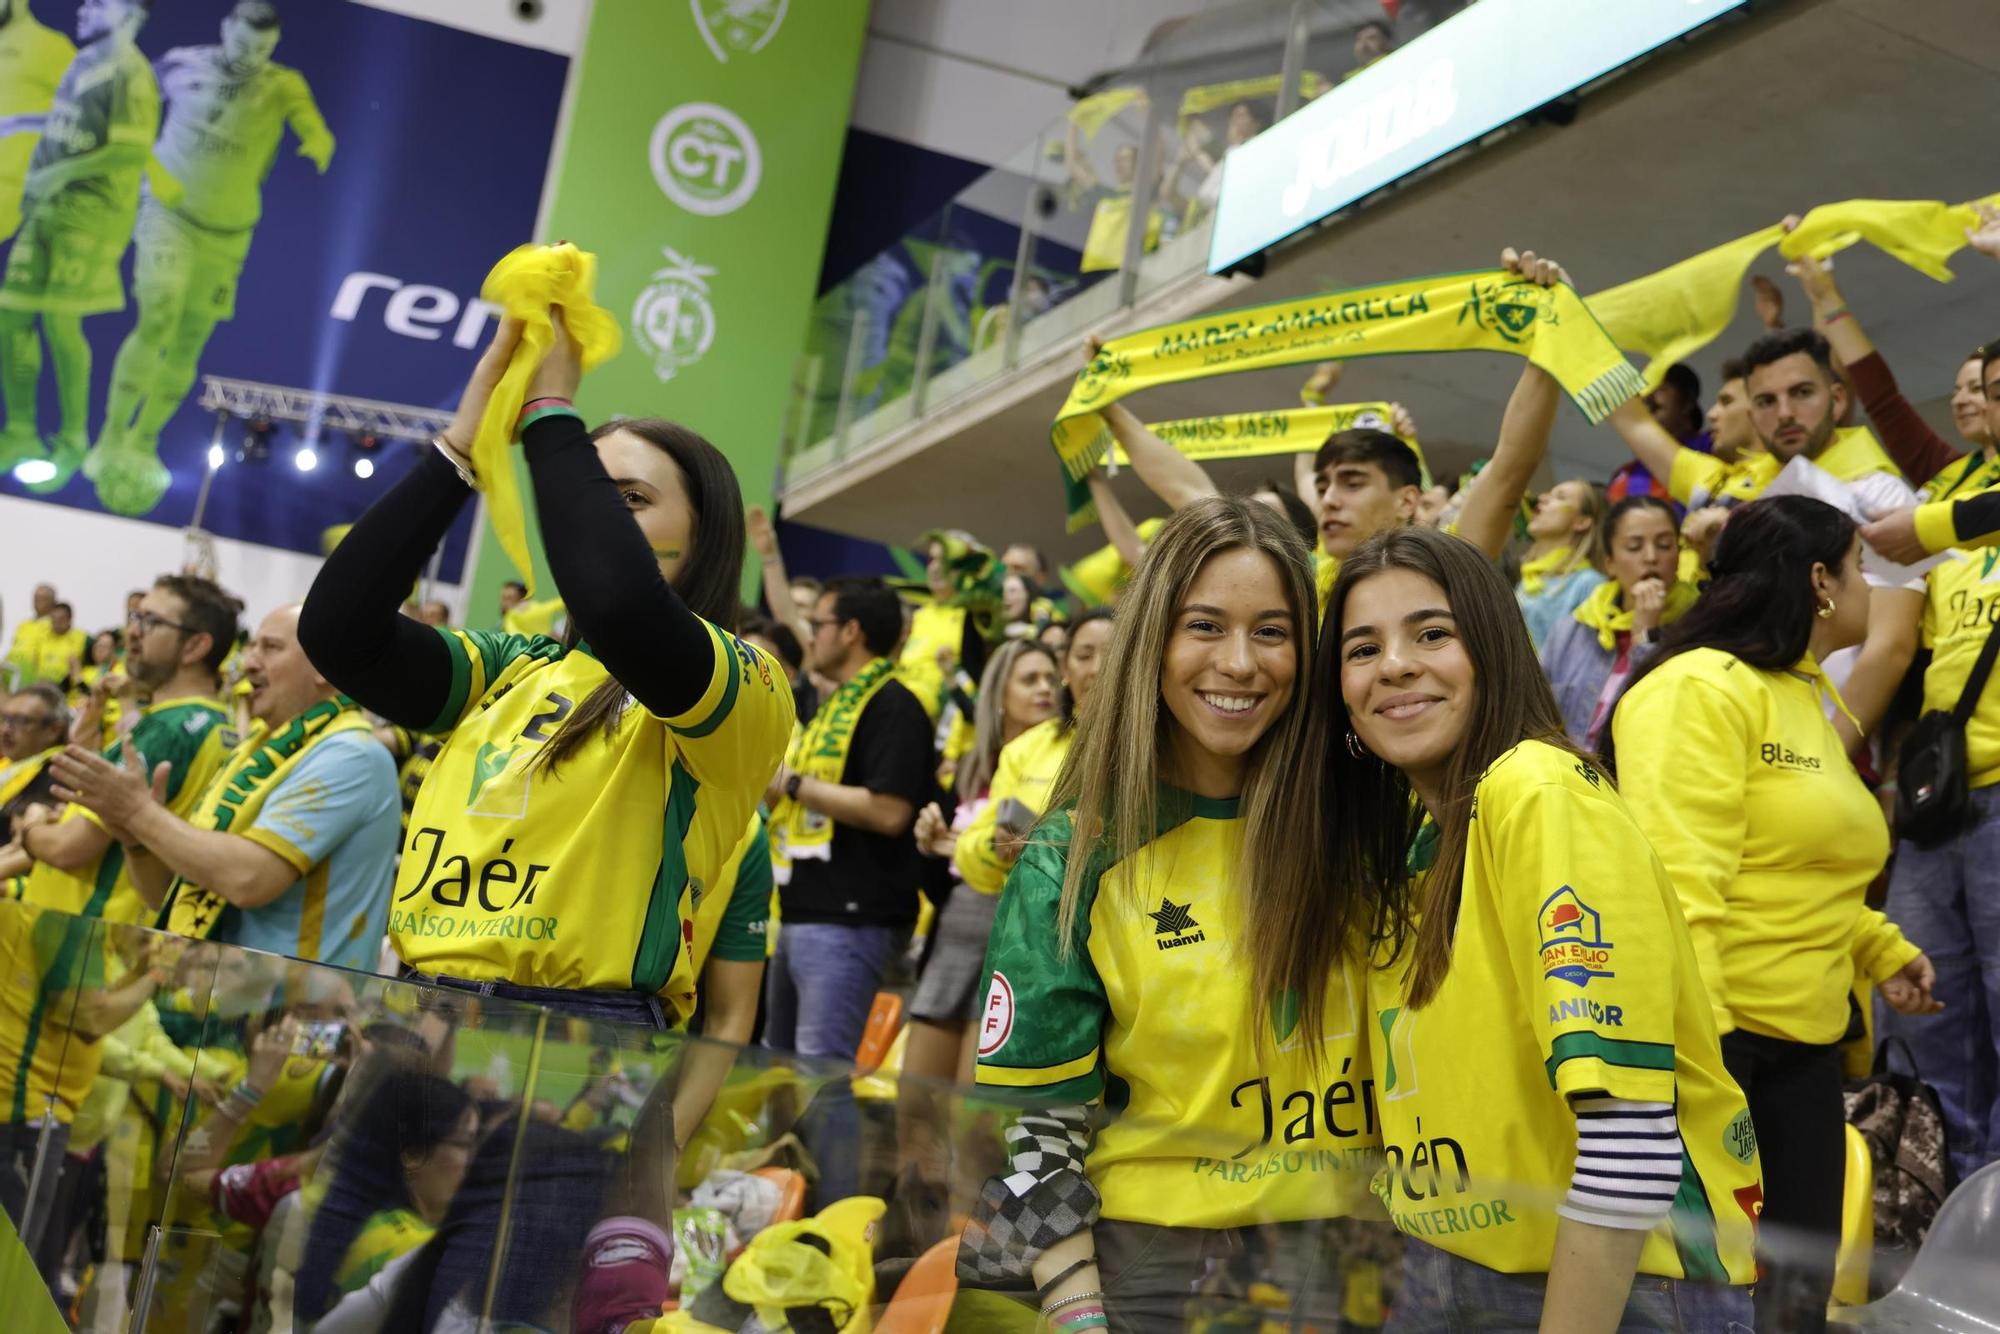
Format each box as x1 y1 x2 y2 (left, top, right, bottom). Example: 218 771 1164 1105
3 897 1995 1332
783 0 1458 498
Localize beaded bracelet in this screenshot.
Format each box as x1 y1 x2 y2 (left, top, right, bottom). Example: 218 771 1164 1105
1040 1290 1105 1319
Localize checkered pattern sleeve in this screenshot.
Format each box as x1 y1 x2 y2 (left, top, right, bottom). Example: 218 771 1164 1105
958 1106 1101 1284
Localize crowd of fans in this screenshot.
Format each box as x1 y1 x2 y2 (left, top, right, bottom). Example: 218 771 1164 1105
0 208 1998 1332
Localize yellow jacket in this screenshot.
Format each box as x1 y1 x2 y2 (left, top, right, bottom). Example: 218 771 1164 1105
1612 648 1917 1043
956 718 1074 895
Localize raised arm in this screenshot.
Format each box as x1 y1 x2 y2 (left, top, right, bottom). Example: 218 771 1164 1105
1085 337 1217 510
748 506 812 647
299 326 519 729
1454 249 1567 560
1085 470 1149 573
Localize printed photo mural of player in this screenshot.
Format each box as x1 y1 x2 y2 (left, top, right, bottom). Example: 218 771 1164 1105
0 0 566 579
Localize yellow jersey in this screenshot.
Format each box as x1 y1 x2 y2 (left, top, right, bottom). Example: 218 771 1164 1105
955 718 1074 895
390 625 793 1017
501 597 567 641
977 794 1378 1227
0 897 105 1125
0 7 72 233
21 694 235 926
12 625 86 688
689 814 774 978
1613 649 1917 1043
896 602 965 723
1366 741 1759 1281
1919 545 2000 789
1059 518 1169 607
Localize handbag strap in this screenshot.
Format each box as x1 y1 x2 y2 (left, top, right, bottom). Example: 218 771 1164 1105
1950 618 2000 728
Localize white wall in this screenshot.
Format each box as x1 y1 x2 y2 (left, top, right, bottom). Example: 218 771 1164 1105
350 0 589 55
0 495 468 646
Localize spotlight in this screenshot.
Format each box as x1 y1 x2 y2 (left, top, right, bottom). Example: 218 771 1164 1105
12 458 56 485
207 443 225 471
293 446 318 472
353 456 375 479
241 414 276 464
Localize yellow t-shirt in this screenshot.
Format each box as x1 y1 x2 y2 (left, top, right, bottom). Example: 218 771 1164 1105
1920 545 2000 789
21 695 236 926
955 718 1074 895
0 896 106 1125
1365 741 1759 1282
977 794 1378 1227
1060 517 1169 607
896 602 965 723
1613 649 1917 1043
501 597 566 640
13 625 86 687
391 625 793 1018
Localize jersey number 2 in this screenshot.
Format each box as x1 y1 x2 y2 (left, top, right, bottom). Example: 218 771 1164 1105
523 693 575 742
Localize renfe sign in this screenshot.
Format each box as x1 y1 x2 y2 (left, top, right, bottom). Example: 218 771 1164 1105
1207 0 1751 273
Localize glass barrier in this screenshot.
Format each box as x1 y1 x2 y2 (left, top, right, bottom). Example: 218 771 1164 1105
4 896 1995 1333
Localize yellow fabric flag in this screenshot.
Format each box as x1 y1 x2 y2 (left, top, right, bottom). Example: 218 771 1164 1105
1778 195 2000 281
1177 72 1329 122
1586 225 1784 394
1068 87 1144 142
1052 270 1641 530
472 243 623 594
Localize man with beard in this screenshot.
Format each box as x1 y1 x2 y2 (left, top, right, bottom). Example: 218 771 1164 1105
55 604 397 971
7 573 237 922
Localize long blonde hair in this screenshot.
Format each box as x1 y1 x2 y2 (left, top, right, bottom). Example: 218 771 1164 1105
1045 496 1318 952
956 638 1058 797
1559 480 1610 575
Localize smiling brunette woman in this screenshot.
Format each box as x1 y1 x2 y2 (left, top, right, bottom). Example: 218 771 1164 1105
959 497 1375 1333
1252 526 1758 1334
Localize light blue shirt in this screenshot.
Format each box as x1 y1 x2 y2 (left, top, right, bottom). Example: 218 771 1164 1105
1518 566 1607 652
228 730 399 973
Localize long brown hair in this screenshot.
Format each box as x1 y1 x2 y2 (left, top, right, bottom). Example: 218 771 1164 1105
538 417 747 775
1253 526 1597 1020
1045 496 1317 953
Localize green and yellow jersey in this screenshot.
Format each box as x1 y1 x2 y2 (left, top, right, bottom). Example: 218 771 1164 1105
24 34 158 215
1919 545 2000 790
153 46 329 232
0 896 106 1126
390 625 793 1021
689 814 773 982
955 717 1073 895
21 694 234 926
334 1207 433 1297
977 793 1378 1227
1614 649 1917 1044
0 6 74 233
1366 741 1759 1281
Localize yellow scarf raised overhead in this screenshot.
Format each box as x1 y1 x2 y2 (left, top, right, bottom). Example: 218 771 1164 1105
162 697 373 942
470 243 623 595
1518 546 1581 597
1588 192 1999 392
1070 399 1418 527
771 658 897 881
1572 579 1700 653
1051 269 1641 530
0 746 58 810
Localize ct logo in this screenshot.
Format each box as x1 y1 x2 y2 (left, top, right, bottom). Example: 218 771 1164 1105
649 102 761 216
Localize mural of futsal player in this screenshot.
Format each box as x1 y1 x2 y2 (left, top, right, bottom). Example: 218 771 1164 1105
0 0 156 488
0 1 78 242
91 0 333 514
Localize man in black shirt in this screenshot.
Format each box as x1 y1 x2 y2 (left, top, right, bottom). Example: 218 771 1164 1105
763 577 933 1065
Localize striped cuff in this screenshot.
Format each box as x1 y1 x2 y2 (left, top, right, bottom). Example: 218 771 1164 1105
516 403 583 438
1559 1095 1682 1231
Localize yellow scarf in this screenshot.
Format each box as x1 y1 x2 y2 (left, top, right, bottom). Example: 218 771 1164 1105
1588 192 1999 392
1572 579 1700 653
771 658 897 880
0 746 59 809
163 697 373 941
1518 546 1582 596
1053 269 1641 530
1071 399 1421 527
470 243 623 594
1814 424 1900 485
1921 448 2000 505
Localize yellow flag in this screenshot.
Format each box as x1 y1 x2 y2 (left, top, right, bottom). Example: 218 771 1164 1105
1779 195 2000 281
1585 224 1783 394
1051 270 1639 529
472 243 623 594
1068 87 1144 142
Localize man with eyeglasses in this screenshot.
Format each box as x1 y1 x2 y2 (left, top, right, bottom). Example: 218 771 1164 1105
6 574 238 923
0 683 68 842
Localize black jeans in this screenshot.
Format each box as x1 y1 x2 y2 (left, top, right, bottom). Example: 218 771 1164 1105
1720 1030 1845 1334
1094 1218 1344 1333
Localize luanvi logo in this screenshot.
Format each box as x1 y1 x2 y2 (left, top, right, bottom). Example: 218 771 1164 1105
1148 897 1207 950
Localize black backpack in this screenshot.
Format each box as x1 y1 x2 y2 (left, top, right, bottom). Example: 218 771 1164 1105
1895 617 2000 847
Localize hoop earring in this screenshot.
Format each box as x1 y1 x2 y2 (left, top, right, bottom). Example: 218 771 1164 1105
1816 598 1835 620
1346 730 1370 759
